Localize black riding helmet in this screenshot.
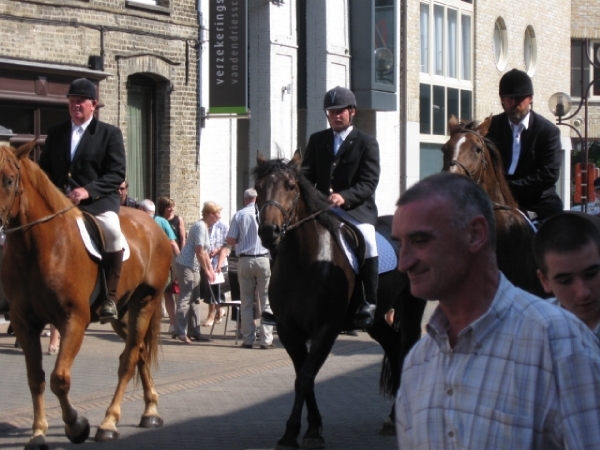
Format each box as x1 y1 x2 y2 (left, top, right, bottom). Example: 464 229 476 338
499 69 533 97
323 86 357 110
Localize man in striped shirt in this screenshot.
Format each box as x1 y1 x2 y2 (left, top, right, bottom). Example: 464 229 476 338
392 173 600 449
226 188 275 350
534 212 600 342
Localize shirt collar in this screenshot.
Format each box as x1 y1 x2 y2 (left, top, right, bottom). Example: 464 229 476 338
509 111 530 132
335 125 353 142
427 274 512 353
72 117 93 132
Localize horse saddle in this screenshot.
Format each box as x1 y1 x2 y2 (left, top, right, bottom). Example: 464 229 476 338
337 218 398 275
75 212 130 310
76 212 130 262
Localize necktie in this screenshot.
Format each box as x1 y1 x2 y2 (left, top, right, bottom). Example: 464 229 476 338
334 133 343 155
71 126 83 160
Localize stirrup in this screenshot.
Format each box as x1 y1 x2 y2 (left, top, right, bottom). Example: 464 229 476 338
97 299 118 324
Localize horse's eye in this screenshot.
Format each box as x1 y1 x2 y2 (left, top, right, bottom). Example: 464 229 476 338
476 147 482 153
4 176 13 187
287 180 296 190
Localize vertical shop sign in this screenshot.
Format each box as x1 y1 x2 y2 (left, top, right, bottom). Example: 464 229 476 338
209 0 248 114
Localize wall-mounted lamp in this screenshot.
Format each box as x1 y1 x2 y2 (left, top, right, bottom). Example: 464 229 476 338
270 0 284 6
282 84 292 95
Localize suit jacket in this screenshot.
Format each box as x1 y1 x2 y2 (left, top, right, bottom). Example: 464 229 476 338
302 127 380 225
41 117 126 215
487 110 563 215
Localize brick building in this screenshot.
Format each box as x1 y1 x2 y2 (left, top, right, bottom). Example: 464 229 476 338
0 0 578 225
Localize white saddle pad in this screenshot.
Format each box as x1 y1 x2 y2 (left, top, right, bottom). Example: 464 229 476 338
76 218 130 261
338 226 398 274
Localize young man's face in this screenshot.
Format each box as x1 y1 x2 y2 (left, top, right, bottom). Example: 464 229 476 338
326 106 355 132
538 241 600 330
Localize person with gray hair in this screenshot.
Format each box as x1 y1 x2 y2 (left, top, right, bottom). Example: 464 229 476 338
227 188 275 349
392 172 600 449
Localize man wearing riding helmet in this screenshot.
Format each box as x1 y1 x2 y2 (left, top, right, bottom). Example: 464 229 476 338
487 68 563 221
302 86 380 329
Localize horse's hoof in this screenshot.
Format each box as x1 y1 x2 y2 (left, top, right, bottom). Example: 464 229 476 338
94 428 120 442
275 440 300 450
24 435 49 450
139 415 164 428
379 417 396 436
301 436 325 449
65 417 90 444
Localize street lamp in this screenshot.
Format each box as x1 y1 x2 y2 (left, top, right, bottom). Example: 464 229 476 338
549 39 600 213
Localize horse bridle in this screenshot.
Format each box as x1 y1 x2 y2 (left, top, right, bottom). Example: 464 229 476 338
449 129 488 185
0 159 76 234
257 172 330 237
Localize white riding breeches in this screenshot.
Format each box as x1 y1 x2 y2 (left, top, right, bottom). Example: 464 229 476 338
94 211 123 252
331 208 378 258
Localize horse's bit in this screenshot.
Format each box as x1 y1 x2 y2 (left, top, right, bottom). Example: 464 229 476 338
449 129 488 185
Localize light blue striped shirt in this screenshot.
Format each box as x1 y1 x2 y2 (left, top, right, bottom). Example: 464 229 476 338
208 220 229 269
396 274 600 450
227 202 269 256
175 220 209 270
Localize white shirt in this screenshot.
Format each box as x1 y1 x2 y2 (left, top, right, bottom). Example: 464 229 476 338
396 274 600 450
507 112 530 175
70 118 92 160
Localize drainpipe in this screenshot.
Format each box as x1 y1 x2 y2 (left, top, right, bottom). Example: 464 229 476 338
399 0 408 193
197 8 206 167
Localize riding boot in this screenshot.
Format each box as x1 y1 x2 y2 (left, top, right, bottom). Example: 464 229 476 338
97 250 123 323
354 256 378 329
0 297 9 315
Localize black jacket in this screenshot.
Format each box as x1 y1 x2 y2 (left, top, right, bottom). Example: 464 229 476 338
487 110 563 218
302 127 380 225
41 118 126 215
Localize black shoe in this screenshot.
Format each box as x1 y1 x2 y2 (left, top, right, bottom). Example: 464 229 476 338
0 297 9 315
188 335 211 342
261 311 276 326
260 343 276 350
354 302 375 329
97 299 118 323
240 344 253 349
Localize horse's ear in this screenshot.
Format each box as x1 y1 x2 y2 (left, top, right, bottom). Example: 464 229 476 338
257 151 267 165
290 149 302 168
14 140 37 160
478 114 493 137
448 115 460 134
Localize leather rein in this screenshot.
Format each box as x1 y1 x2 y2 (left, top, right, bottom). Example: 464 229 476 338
0 160 76 235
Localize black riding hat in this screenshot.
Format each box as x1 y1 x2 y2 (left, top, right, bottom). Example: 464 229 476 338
499 69 533 97
67 78 96 99
323 86 357 110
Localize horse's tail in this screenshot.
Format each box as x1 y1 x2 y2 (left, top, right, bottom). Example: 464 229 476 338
144 302 162 372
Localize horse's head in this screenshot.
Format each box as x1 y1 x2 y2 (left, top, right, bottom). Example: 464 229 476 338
253 150 304 249
0 141 34 230
441 115 492 184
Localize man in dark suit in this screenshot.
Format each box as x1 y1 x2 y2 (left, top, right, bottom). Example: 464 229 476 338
486 69 564 221
302 86 380 328
40 78 126 322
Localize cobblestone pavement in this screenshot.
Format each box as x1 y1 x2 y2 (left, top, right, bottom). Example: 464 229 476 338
0 300 435 450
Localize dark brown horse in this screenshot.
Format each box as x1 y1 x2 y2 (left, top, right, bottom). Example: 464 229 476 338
0 142 172 449
254 151 425 449
442 116 547 297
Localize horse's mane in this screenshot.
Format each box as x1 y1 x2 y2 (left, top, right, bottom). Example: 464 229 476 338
453 121 519 208
253 158 340 234
0 146 80 220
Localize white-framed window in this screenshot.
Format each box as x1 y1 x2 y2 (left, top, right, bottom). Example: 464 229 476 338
420 0 473 137
524 26 537 76
571 39 600 101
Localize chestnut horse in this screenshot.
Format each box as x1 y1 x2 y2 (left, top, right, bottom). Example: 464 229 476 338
0 142 172 449
254 151 426 449
442 117 547 298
